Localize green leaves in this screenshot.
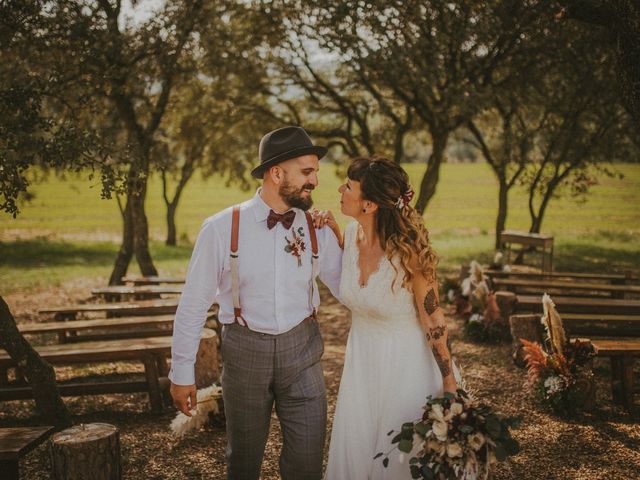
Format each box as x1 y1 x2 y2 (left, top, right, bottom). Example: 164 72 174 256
398 438 413 453
414 422 429 437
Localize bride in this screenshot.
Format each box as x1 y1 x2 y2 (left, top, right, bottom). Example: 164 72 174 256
317 157 458 479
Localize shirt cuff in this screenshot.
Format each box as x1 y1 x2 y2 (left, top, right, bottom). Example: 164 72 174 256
168 363 195 386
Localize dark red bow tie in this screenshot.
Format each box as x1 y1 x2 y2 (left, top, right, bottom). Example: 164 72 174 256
267 209 296 230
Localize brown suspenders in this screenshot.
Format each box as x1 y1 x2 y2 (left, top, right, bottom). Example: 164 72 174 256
230 206 318 327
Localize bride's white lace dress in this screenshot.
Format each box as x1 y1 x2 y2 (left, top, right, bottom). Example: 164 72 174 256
325 222 450 479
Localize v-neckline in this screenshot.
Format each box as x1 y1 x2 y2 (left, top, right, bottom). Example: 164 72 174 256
354 229 386 289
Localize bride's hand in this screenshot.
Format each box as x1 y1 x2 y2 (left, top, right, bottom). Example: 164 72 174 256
310 209 336 229
443 377 458 396
310 209 343 248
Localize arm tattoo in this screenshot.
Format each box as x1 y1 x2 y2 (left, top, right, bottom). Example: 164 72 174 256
423 288 439 315
425 325 446 342
431 346 452 378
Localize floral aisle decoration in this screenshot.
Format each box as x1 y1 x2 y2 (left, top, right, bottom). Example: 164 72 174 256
520 294 596 416
170 384 224 438
454 261 509 343
376 389 521 479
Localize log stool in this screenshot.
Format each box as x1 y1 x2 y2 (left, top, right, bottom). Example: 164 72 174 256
509 313 545 367
195 328 219 389
50 423 121 480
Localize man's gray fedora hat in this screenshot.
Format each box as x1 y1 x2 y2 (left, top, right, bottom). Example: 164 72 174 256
251 126 328 179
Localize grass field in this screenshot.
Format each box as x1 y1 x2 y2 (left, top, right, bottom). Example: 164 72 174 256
1 162 639 294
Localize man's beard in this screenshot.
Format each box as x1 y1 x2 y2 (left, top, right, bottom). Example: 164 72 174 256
279 178 314 210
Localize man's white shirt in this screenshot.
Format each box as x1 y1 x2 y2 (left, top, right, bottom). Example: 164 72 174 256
169 189 343 385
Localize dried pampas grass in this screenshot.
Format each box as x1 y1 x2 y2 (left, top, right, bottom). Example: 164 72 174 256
541 294 566 356
170 384 223 438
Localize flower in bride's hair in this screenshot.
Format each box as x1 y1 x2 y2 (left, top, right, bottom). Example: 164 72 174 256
446 442 463 458
394 186 415 209
432 420 449 441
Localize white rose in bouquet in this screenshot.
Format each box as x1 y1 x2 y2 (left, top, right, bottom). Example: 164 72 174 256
432 420 449 442
446 442 463 458
450 401 463 416
429 403 445 422
468 432 486 451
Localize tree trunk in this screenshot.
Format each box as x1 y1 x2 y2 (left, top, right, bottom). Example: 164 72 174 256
108 199 134 286
414 132 449 214
495 177 509 250
0 296 72 430
131 189 158 277
529 182 556 234
165 202 177 247
50 423 121 480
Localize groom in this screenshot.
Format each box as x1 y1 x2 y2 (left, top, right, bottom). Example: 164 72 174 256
169 126 342 480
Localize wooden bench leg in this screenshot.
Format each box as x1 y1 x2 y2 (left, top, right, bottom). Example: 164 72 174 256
620 355 636 415
0 366 8 387
610 357 623 404
0 458 19 480
154 354 172 406
143 355 163 414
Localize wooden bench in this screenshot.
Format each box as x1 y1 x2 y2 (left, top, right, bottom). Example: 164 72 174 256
485 268 632 284
0 426 54 480
0 337 172 413
561 313 640 337
91 285 183 302
512 294 640 316
19 312 218 344
39 298 180 321
499 230 554 272
493 278 640 299
121 276 185 286
583 338 640 415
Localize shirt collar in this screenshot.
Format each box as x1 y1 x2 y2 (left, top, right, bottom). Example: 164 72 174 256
250 188 298 223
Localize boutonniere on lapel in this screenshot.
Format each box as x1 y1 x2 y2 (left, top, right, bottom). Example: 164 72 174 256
284 226 307 267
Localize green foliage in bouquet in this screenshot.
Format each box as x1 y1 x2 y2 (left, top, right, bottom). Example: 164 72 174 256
376 390 521 480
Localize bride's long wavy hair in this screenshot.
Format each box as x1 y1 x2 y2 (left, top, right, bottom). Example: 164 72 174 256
347 156 438 289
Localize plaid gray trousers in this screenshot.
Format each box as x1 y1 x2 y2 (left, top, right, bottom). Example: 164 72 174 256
221 318 326 480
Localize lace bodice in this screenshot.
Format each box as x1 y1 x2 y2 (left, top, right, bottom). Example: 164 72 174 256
339 222 418 328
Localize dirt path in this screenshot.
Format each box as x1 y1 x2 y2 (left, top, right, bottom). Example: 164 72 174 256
2 285 639 479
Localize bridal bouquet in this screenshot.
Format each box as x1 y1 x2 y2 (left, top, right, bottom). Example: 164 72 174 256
377 389 521 479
